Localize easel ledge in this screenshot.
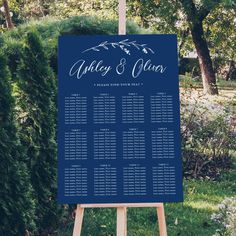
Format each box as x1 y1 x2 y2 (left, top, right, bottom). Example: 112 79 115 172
73 203 167 236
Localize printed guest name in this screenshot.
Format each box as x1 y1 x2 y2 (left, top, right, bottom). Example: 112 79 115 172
69 58 167 79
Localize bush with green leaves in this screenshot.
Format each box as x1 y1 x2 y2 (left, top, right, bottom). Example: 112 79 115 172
181 87 236 179
0 42 36 235
15 30 63 235
211 197 236 236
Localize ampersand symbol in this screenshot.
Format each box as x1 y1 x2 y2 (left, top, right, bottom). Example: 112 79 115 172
116 58 126 75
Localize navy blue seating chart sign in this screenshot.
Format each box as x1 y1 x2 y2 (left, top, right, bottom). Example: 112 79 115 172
58 35 183 204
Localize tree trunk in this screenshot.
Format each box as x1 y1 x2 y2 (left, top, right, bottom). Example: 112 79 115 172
2 0 14 29
191 22 218 95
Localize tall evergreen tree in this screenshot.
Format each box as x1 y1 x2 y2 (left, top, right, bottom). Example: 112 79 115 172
16 30 61 235
0 42 36 235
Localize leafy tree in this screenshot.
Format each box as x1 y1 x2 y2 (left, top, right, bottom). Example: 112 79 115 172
205 5 236 80
0 40 36 235
178 0 221 94
137 0 235 93
16 30 62 235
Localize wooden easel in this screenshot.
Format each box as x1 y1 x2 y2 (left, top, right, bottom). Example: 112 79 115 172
73 203 167 236
72 0 167 235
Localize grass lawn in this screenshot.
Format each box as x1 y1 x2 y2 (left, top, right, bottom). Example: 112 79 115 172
127 169 236 236
55 166 236 236
164 170 236 236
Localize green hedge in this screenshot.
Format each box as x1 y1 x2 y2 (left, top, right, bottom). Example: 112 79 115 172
0 41 36 235
0 16 143 235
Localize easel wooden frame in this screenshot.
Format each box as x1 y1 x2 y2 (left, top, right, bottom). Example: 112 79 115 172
73 203 167 236
72 0 167 235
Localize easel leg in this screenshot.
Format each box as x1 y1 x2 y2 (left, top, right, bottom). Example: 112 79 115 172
157 204 167 236
117 207 127 236
73 205 84 236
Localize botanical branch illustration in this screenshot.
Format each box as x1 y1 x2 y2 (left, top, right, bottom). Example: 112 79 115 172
82 39 155 55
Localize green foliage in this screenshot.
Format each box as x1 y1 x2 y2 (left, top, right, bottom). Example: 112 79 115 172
181 87 236 179
0 41 36 235
81 209 116 235
205 6 236 61
15 30 62 234
183 115 235 178
49 0 117 20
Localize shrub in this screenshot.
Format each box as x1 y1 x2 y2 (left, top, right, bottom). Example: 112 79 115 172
0 42 36 235
181 87 236 179
15 30 63 235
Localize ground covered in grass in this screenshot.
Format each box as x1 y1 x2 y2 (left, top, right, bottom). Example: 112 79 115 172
55 165 236 236
164 169 236 236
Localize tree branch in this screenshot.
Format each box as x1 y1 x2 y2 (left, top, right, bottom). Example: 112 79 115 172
198 6 211 21
179 0 197 22
180 0 221 24
198 1 221 21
